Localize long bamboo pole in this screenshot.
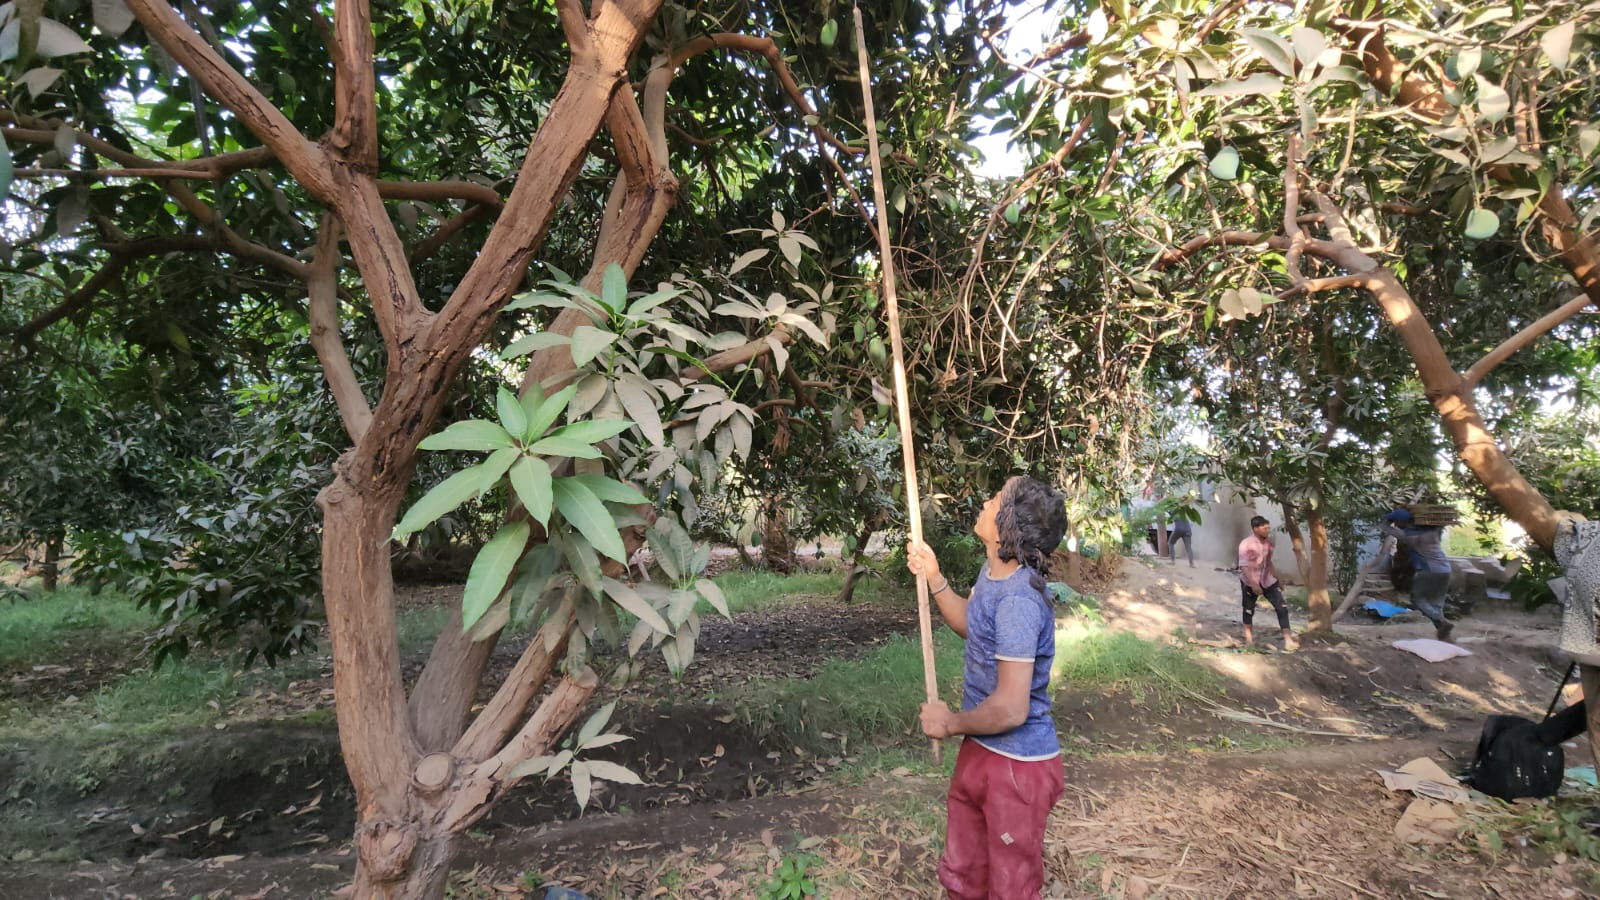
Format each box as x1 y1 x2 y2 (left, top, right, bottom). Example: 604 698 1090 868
853 3 941 763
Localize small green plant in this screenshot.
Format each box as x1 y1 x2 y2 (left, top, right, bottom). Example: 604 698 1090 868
507 700 643 811
1467 791 1600 863
760 852 820 900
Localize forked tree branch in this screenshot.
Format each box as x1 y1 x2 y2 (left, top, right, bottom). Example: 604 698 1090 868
449 604 576 763
307 218 374 442
122 0 338 198
557 0 591 53
439 667 599 834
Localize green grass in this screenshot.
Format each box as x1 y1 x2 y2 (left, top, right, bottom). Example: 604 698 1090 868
718 629 967 755
718 608 1217 765
0 585 157 666
398 603 456 649
1052 617 1217 702
703 567 900 616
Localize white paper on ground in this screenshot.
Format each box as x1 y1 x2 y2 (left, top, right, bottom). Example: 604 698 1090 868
1392 638 1473 662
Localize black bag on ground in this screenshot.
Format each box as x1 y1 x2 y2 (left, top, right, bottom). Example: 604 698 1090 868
1466 701 1587 801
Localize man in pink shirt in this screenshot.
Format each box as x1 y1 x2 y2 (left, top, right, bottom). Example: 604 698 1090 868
1238 515 1296 651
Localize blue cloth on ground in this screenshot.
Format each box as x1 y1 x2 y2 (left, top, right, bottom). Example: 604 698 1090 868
1362 599 1410 618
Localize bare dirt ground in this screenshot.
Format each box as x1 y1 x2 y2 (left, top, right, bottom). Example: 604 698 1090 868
4 556 1595 899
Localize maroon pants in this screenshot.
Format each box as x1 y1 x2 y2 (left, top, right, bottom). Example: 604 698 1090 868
939 739 1064 900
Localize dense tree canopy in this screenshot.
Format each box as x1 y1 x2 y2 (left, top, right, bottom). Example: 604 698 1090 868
4 0 1599 893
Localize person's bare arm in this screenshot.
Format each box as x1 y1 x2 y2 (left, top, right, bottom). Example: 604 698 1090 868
907 540 969 637
921 660 1032 737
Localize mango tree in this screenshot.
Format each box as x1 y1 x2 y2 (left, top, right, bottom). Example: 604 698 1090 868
0 0 1027 894
983 1 1597 625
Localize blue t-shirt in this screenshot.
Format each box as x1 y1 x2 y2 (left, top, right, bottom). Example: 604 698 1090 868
961 564 1059 761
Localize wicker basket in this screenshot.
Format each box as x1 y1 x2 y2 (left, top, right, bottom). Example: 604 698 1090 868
1404 503 1461 527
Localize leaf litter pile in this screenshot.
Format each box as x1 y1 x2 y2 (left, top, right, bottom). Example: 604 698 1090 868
1043 761 1597 899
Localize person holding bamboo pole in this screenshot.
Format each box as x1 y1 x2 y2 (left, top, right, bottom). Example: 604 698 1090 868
906 475 1068 900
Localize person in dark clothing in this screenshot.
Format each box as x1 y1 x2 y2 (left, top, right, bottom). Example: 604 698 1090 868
1379 508 1454 641
1168 516 1194 567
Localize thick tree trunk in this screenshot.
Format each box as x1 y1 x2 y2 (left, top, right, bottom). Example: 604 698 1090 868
1293 195 1561 549
1065 518 1082 587
761 497 795 573
1304 508 1333 632
835 526 875 604
1280 502 1310 586
40 529 63 591
1359 269 1559 548
317 480 425 895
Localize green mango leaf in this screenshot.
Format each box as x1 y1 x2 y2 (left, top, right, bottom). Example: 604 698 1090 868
509 456 554 525
820 18 838 47
478 447 520 493
501 331 570 360
394 464 490 539
697 578 730 618
525 384 578 440
1582 126 1600 160
571 760 592 810
577 699 617 746
418 419 514 452
614 377 664 448
496 387 528 440
0 131 12 201
570 474 649 505
1239 27 1295 77
461 520 530 632
1208 146 1240 181
603 576 670 634
600 263 627 313
525 434 606 459
584 760 644 785
556 530 604 596
1290 26 1325 68
1463 207 1499 239
1542 21 1575 72
553 477 627 561
547 418 633 445
510 543 561 625
568 324 618 368
1475 75 1510 123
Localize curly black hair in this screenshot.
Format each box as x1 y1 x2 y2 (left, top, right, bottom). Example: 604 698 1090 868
994 476 1069 590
